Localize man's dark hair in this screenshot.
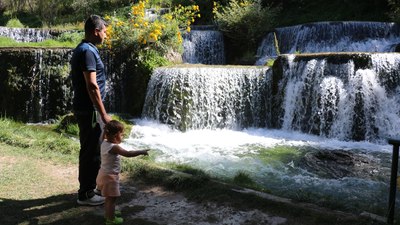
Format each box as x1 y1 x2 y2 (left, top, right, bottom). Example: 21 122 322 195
84 15 106 33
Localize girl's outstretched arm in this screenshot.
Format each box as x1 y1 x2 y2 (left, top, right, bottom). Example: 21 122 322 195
110 145 149 157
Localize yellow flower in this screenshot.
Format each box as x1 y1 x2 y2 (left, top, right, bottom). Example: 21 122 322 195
165 14 173 20
186 27 191 32
116 21 124 27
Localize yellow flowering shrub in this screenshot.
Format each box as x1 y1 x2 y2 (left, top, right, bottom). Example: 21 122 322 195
104 0 201 58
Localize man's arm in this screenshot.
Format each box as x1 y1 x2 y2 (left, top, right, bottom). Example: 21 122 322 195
83 71 111 124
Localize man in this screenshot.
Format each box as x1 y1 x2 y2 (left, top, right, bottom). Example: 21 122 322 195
70 15 112 206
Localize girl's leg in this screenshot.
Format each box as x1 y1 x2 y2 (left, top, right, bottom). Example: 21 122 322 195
104 196 117 220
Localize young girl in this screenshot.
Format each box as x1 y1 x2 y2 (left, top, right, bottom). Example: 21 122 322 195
96 120 149 225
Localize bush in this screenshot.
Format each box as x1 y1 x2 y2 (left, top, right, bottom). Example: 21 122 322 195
56 31 84 44
172 0 215 25
104 0 200 65
388 0 400 23
6 18 24 28
213 0 279 51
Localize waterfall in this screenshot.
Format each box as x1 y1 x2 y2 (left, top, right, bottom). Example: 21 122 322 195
142 66 269 130
255 21 400 65
273 53 400 142
0 48 73 122
0 26 56 42
27 48 73 122
143 53 400 142
182 26 225 65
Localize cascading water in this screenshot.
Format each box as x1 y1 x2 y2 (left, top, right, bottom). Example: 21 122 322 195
142 53 400 143
142 66 269 130
27 49 73 122
272 53 400 142
0 48 73 122
255 21 400 65
0 26 55 42
182 26 225 64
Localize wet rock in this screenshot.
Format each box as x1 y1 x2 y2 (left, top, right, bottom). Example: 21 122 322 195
299 150 389 179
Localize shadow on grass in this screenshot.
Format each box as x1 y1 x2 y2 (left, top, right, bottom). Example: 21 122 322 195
0 193 104 225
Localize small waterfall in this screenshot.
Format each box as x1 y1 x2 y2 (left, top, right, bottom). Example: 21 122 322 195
256 21 400 65
0 48 73 122
0 26 56 42
27 48 73 122
142 66 269 130
272 53 400 142
182 26 225 65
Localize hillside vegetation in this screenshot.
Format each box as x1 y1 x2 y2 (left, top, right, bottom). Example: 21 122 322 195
0 0 398 29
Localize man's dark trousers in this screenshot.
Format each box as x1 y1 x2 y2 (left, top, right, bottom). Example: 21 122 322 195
75 111 101 200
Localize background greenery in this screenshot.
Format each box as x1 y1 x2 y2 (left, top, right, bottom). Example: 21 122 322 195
0 0 397 28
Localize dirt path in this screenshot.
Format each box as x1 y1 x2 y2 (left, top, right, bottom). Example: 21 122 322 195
118 184 286 225
0 146 387 225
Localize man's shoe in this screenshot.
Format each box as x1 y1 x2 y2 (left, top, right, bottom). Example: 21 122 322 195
77 194 105 206
105 216 123 225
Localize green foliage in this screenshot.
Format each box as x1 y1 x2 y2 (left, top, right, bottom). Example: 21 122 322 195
0 0 394 29
388 0 400 23
214 0 279 50
104 0 200 77
213 0 279 63
55 114 79 136
124 159 210 191
273 31 280 55
268 0 390 27
172 164 209 177
137 49 171 74
172 0 214 25
55 31 84 44
105 1 200 53
233 171 255 186
5 18 24 28
265 58 275 67
15 11 42 27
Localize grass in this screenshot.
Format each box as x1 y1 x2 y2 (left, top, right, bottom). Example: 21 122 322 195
0 28 84 48
0 118 79 160
0 36 78 48
0 143 77 199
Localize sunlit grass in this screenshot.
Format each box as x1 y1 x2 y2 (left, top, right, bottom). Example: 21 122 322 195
0 36 78 48
0 117 79 161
